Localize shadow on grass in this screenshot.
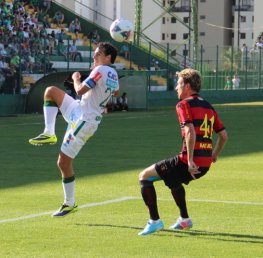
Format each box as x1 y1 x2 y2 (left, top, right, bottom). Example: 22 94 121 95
1 104 263 189
75 223 263 244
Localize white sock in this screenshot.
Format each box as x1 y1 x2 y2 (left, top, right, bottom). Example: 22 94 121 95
62 180 75 207
43 105 58 135
149 219 161 224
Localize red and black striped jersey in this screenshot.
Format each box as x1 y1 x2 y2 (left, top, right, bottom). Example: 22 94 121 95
176 94 225 167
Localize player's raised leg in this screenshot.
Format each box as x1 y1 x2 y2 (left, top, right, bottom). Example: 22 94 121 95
29 86 65 145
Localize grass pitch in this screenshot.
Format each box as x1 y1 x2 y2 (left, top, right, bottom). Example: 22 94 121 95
0 103 263 258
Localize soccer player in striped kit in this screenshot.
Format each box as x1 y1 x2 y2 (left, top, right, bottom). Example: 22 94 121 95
138 68 228 235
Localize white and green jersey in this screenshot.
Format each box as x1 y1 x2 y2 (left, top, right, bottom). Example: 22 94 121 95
80 65 119 121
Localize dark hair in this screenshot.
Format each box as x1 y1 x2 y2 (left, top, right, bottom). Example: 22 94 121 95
177 68 202 93
97 42 117 64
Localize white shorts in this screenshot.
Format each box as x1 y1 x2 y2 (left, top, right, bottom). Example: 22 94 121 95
60 94 98 159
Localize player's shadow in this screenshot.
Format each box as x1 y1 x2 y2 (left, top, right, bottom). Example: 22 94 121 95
75 223 263 244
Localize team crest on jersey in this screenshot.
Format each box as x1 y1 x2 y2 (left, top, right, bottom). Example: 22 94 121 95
64 133 75 144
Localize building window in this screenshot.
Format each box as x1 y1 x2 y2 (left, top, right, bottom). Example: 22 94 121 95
240 16 246 22
181 0 189 6
240 33 246 39
183 17 189 23
200 15 206 20
252 16 254 22
171 33 176 40
162 33 165 40
183 33 189 39
200 32 205 36
171 17 176 23
170 0 175 6
200 0 206 2
163 0 166 7
162 17 165 24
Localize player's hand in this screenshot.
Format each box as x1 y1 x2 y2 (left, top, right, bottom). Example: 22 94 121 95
212 153 218 163
72 72 81 81
188 161 200 180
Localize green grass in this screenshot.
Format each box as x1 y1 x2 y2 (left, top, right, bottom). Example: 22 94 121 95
0 103 263 258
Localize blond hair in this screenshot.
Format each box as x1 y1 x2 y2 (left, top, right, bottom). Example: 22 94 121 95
177 68 202 92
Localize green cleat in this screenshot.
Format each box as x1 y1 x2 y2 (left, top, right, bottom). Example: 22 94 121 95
52 204 78 217
29 134 57 146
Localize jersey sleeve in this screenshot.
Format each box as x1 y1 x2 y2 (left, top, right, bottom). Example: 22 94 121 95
176 100 193 125
83 67 102 89
213 111 225 133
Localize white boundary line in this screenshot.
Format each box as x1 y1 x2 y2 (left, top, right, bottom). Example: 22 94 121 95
0 197 136 224
0 196 262 224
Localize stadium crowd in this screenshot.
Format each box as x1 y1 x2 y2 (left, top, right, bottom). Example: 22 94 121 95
0 0 87 94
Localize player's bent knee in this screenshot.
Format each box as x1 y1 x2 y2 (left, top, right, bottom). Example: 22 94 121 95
44 86 60 99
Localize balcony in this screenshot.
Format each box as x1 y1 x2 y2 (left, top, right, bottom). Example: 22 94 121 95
170 5 191 12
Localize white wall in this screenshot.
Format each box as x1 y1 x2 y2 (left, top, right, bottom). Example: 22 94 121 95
254 0 263 43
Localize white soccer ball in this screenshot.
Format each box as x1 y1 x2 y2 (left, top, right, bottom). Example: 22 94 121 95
109 19 134 42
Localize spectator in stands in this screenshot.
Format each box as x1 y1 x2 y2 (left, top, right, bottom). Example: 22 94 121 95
232 75 240 90
31 12 38 23
10 54 20 70
57 40 68 60
68 40 82 62
68 43 76 62
0 55 9 72
53 10 64 27
90 29 100 44
41 13 51 28
224 76 232 90
68 19 75 33
120 42 130 59
30 0 41 12
42 0 51 13
57 28 66 42
250 44 260 69
25 52 35 73
117 92 128 111
256 34 263 48
69 18 81 39
241 43 249 70
47 31 56 55
73 18 81 39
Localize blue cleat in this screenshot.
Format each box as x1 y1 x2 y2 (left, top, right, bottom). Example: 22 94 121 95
169 217 193 230
138 220 164 236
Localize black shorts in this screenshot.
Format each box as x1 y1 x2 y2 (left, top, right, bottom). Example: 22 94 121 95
155 156 209 189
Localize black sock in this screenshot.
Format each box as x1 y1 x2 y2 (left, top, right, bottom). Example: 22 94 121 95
171 185 189 218
140 180 160 220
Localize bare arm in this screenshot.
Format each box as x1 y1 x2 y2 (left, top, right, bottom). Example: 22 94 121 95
184 123 200 178
212 129 228 163
72 71 90 96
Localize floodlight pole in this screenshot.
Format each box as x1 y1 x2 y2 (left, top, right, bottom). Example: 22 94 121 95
191 0 198 62
135 0 142 46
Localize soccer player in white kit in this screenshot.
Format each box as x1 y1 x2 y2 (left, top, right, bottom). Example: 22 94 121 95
29 42 119 216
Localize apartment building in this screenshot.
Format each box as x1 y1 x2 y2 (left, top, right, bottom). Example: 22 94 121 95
55 0 260 58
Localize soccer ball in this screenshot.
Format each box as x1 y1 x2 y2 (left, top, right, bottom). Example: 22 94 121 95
109 19 134 42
